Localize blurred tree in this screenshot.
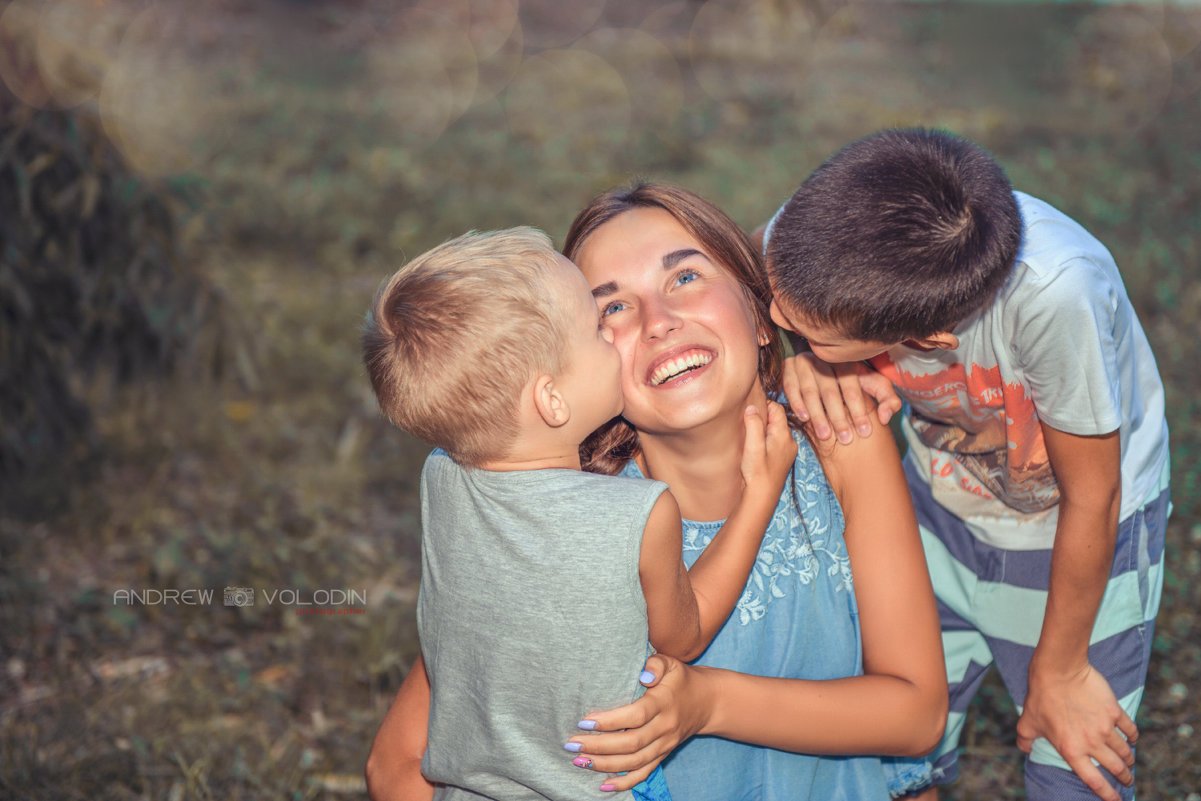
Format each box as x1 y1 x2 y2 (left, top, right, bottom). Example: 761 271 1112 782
0 64 227 518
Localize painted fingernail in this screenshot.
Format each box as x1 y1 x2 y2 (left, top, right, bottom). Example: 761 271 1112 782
564 742 582 753
837 429 852 444
815 424 831 439
639 669 656 684
797 409 809 420
858 423 872 436
577 719 598 730
600 784 616 792
573 757 594 768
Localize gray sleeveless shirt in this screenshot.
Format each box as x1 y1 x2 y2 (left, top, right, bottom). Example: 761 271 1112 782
417 449 669 800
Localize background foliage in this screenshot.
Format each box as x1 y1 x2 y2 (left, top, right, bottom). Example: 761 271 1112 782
1 0 1198 799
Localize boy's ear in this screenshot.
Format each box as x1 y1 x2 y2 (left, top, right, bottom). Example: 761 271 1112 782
532 374 570 428
911 331 959 351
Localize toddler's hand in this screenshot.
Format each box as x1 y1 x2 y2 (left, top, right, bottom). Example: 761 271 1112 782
740 401 797 498
781 354 901 443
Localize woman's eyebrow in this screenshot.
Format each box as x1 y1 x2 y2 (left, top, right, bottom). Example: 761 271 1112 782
662 248 707 269
591 249 709 299
591 281 618 299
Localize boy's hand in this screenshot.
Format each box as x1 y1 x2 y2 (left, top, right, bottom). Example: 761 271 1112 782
1016 661 1137 801
741 401 797 497
781 354 901 443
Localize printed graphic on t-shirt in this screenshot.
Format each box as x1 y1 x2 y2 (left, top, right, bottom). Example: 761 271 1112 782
871 353 1059 514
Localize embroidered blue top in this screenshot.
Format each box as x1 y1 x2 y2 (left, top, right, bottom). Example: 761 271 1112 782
621 431 891 801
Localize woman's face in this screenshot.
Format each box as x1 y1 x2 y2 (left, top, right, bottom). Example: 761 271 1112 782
572 206 765 438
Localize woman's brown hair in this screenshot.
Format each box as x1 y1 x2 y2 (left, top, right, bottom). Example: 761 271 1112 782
563 182 788 475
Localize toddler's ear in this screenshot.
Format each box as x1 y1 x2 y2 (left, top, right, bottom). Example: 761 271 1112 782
532 375 571 428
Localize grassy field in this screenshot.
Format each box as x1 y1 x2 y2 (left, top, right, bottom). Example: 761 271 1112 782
2 0 1199 799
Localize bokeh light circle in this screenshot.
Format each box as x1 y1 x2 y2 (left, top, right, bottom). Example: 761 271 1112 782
516 0 606 50
503 48 631 156
576 27 683 131
366 5 481 149
1061 5 1173 135
0 1 51 108
100 6 221 176
690 0 816 104
34 0 116 108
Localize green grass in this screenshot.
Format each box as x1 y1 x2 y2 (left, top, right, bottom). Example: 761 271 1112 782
2 1 1200 799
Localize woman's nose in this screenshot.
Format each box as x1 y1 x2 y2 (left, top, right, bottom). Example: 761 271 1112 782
641 297 682 340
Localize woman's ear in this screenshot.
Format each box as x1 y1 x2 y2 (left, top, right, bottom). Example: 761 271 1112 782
532 374 571 428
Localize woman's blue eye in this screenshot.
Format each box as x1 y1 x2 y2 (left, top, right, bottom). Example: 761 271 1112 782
601 301 626 317
675 270 699 286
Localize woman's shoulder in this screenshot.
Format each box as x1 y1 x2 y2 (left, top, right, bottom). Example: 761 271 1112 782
786 427 845 521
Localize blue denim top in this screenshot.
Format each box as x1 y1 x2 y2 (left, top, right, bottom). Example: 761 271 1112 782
621 431 890 801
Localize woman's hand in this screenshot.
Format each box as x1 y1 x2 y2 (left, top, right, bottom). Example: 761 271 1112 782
781 354 901 443
564 654 713 792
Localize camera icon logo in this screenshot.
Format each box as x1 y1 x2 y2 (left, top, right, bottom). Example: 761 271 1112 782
224 587 255 607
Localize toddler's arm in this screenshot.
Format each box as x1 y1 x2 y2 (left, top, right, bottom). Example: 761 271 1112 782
639 401 795 661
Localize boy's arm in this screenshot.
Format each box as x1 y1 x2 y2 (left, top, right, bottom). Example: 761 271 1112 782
1016 424 1135 801
639 403 795 661
365 654 436 801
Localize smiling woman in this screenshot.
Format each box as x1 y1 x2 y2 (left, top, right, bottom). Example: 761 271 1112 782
564 185 782 480
364 182 947 801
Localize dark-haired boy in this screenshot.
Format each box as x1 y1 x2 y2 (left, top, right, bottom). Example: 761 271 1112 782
762 128 1169 801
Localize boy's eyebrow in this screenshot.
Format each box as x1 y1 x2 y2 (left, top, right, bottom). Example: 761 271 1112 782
591 249 711 299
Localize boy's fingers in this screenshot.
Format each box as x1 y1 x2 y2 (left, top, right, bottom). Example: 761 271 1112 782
1068 759 1120 801
800 385 833 439
780 358 827 431
1088 732 1134 787
1117 711 1138 746
859 370 902 424
834 368 872 437
818 379 855 443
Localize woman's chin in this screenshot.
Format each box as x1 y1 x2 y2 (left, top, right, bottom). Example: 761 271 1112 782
626 380 758 436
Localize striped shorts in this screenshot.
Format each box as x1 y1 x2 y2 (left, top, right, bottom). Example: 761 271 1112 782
885 455 1169 800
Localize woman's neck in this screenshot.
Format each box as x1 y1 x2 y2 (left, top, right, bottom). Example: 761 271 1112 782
636 384 772 522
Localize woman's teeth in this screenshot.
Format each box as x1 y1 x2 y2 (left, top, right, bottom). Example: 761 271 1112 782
650 352 713 386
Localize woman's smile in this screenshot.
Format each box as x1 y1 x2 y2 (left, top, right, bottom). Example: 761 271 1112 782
646 346 716 387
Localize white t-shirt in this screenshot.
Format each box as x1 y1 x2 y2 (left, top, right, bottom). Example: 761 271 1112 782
867 192 1169 549
765 190 1170 550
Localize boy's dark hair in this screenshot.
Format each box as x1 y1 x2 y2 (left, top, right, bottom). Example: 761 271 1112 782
766 128 1022 342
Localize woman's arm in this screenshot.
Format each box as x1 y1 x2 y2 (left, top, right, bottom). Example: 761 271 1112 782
365 654 436 801
807 417 947 753
566 421 946 791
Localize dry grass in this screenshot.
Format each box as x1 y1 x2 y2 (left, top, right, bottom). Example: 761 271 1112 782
2 1 1199 799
